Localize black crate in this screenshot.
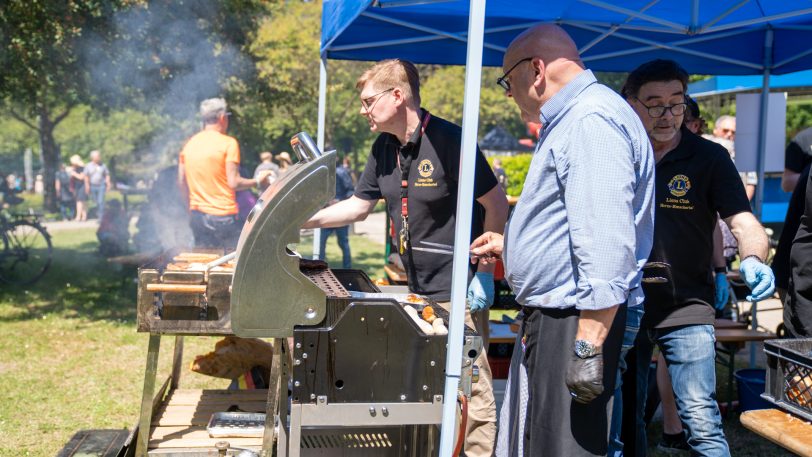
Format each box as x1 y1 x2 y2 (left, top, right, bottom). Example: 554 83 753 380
763 338 812 421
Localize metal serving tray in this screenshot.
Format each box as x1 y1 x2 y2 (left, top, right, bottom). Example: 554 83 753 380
206 412 267 438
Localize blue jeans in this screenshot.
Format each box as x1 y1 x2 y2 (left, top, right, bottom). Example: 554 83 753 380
189 211 241 250
318 226 351 269
608 305 644 457
90 184 106 220
636 324 730 456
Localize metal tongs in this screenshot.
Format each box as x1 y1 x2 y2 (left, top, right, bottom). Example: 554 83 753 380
205 251 236 271
641 261 671 284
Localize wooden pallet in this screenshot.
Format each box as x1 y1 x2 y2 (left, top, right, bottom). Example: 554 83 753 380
149 389 268 450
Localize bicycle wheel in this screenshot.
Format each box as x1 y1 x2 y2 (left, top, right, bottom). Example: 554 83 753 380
0 221 53 285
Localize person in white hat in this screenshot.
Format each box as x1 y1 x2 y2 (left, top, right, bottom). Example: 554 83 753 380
275 151 293 177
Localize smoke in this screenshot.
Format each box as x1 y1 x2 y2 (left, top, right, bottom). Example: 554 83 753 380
80 0 253 167
78 1 255 250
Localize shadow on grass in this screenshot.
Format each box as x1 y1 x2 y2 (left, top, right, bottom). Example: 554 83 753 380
0 240 138 324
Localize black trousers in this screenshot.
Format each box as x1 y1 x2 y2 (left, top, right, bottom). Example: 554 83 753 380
523 304 626 457
189 210 241 251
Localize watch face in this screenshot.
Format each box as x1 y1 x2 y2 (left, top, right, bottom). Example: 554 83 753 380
574 340 597 358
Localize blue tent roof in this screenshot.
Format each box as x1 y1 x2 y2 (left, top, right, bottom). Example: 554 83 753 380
322 0 812 75
688 69 812 97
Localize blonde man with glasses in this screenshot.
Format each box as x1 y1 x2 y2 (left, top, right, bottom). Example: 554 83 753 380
305 59 509 456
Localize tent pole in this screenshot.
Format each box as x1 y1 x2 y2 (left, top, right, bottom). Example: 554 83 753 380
750 28 772 368
313 55 328 260
754 29 772 221
439 0 486 455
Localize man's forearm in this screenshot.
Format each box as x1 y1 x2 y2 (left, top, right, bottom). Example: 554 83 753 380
576 305 619 347
304 197 372 229
727 212 769 261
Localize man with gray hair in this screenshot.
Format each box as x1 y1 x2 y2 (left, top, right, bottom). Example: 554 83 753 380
85 150 112 220
178 97 270 250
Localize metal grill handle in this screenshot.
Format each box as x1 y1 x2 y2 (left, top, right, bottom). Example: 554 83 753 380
291 132 321 162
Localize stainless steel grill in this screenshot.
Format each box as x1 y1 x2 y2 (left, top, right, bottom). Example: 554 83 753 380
133 132 480 457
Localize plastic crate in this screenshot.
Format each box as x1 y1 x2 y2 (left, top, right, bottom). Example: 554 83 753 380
763 338 812 421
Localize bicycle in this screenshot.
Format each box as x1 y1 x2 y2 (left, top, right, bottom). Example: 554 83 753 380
0 209 53 285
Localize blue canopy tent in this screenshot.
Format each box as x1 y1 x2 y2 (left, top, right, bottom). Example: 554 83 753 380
319 2 812 454
689 69 812 97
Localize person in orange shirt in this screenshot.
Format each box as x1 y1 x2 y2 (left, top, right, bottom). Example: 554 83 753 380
178 98 270 250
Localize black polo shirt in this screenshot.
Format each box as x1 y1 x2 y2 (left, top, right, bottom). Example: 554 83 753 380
643 129 752 329
354 110 498 301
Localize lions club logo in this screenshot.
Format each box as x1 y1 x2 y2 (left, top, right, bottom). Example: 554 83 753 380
418 159 434 178
668 174 691 197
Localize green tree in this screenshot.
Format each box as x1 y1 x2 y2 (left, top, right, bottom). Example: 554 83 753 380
0 0 127 209
1 0 273 208
420 66 527 139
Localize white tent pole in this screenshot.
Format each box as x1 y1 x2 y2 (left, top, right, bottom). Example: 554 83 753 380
750 28 773 368
754 29 772 221
438 0 486 454
313 54 328 260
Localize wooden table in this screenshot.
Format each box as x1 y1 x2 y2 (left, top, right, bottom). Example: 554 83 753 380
714 328 776 416
148 389 266 451
741 408 812 457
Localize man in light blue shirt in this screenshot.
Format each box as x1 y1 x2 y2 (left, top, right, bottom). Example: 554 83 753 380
471 24 654 456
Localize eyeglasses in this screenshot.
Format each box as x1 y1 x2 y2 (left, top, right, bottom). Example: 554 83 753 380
360 87 395 112
497 57 533 92
634 99 688 118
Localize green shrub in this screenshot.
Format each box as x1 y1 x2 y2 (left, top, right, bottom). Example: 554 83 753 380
488 154 533 197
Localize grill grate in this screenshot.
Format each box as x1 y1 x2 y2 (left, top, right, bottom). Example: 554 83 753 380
301 432 393 448
302 268 350 298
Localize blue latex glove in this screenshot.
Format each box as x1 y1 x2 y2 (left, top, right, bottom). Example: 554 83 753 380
714 272 729 311
739 257 776 302
467 272 495 312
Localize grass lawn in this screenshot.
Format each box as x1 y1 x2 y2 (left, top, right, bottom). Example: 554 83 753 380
0 226 385 456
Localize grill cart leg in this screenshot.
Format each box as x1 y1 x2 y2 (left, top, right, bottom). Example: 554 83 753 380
263 338 283 456
170 336 184 390
135 334 161 457
276 339 292 457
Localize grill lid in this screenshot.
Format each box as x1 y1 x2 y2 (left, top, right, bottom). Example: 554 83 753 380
231 132 336 337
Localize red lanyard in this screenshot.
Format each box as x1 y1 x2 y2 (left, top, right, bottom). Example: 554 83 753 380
396 111 431 218
396 111 431 254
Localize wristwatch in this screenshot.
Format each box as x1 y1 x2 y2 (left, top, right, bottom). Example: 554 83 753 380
574 339 602 359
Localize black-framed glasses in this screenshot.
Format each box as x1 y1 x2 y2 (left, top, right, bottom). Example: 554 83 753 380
497 57 532 92
635 99 688 118
361 87 395 112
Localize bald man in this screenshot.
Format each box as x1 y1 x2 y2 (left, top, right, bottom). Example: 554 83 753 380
471 24 655 456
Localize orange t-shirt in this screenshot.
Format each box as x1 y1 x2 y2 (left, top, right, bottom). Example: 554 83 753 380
179 129 240 216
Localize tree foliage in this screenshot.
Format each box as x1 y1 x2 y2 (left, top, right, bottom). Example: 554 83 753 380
487 154 533 197
0 0 129 208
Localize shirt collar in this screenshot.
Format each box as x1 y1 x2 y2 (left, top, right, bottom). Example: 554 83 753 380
383 108 428 151
539 70 597 129
405 108 428 147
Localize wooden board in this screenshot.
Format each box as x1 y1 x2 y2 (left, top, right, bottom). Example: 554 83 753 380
714 318 748 329
149 389 267 449
741 408 812 457
384 264 408 283
714 328 775 343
